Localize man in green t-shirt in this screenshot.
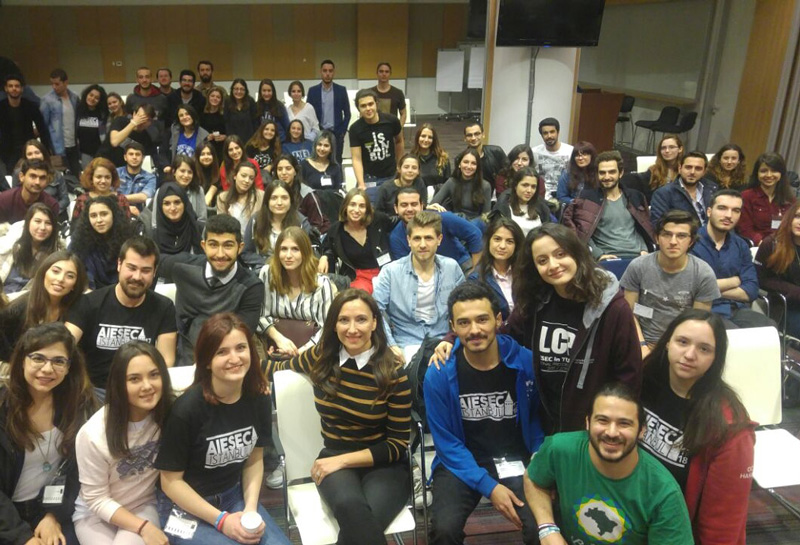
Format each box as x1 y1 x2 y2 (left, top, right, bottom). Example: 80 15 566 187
524 383 693 544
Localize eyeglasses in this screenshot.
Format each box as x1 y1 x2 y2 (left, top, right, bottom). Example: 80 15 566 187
660 145 680 151
26 353 70 371
658 231 691 241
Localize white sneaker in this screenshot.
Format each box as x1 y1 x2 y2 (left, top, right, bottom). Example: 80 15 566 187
413 467 431 510
266 466 284 489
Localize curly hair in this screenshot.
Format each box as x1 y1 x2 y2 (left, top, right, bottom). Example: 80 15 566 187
77 84 108 121
70 195 135 263
707 144 746 188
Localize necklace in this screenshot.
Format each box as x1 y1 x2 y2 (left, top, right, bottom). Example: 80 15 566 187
35 429 54 473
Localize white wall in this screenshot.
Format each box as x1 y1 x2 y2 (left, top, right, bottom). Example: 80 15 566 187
486 46 578 153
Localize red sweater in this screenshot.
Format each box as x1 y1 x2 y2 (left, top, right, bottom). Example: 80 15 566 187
738 187 794 245
219 158 265 191
684 407 755 545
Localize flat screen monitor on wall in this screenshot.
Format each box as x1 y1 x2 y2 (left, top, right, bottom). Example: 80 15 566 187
496 0 606 47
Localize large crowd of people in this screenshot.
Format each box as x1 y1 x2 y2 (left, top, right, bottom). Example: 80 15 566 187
0 55 796 545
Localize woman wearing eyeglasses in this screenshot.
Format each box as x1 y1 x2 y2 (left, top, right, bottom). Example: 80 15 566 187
0 323 97 545
622 134 684 203
555 142 598 207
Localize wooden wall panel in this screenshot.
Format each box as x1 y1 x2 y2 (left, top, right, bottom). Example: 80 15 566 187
357 4 409 79
730 0 797 162
0 4 463 84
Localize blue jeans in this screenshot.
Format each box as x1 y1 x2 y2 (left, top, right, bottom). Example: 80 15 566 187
156 483 289 545
364 174 395 204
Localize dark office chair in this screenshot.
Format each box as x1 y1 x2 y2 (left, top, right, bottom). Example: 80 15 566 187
615 95 635 147
652 111 698 148
634 106 680 153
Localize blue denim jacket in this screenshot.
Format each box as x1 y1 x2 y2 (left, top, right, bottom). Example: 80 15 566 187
39 89 79 155
117 166 157 204
372 254 465 347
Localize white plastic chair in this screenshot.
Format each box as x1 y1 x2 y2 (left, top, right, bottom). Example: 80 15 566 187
154 282 177 303
273 369 417 544
167 365 195 396
636 155 657 173
723 327 800 518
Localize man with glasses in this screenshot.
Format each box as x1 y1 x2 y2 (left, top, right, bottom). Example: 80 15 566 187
463 121 506 188
620 210 720 355
66 236 177 393
649 151 717 229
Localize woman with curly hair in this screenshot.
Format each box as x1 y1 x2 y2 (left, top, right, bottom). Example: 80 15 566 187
707 144 747 188
263 289 411 545
1 203 62 294
76 84 108 165
69 195 135 288
411 123 451 190
256 78 290 141
430 148 492 221
0 322 97 545
739 152 796 245
555 141 598 206
0 250 88 361
71 157 131 222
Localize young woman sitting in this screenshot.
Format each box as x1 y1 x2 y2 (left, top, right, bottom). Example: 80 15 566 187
1 203 62 294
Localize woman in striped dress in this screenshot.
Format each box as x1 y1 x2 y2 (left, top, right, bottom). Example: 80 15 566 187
264 288 411 545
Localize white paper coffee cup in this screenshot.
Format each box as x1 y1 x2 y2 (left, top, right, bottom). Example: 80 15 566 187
241 511 263 533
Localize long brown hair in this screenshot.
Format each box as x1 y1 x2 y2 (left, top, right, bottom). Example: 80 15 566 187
649 134 683 189
193 313 268 405
268 227 319 296
452 148 486 209
766 199 800 273
12 203 60 278
310 289 400 401
195 142 220 193
221 161 259 216
254 180 300 255
20 250 88 331
708 144 746 188
643 309 750 454
749 152 795 207
104 342 173 458
411 123 449 173
513 223 611 315
567 141 598 192
3 323 97 455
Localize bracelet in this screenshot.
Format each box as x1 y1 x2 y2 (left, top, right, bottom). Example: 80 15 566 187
538 526 561 540
216 512 230 532
137 520 149 535
538 522 558 530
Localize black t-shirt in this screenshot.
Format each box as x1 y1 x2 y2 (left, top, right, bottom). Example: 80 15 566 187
534 294 585 424
341 229 379 270
640 381 692 491
77 112 103 156
455 347 528 468
374 178 428 216
348 113 402 179
98 116 157 168
66 285 177 388
481 145 507 186
155 384 272 496
371 86 406 118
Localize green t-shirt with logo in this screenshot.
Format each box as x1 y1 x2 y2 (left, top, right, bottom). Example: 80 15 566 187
527 431 693 544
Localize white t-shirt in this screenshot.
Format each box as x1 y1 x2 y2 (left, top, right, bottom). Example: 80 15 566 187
62 96 76 147
511 204 543 237
12 428 64 502
532 143 573 199
415 276 436 324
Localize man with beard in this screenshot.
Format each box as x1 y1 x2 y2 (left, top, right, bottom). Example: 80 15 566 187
562 150 655 263
524 383 692 544
307 59 351 165
195 59 225 99
0 74 53 173
532 118 573 200
66 236 177 393
691 189 775 329
425 282 543 544
650 151 718 229
463 121 506 189
157 67 173 95
171 213 264 366
165 69 206 128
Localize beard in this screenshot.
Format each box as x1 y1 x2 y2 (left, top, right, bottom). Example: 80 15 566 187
200 74 212 84
588 432 637 464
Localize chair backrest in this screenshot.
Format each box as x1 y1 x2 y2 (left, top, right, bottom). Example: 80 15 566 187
274 369 324 482
678 111 698 132
620 95 635 113
636 155 657 173
154 282 177 303
657 106 681 125
722 326 782 426
167 365 196 396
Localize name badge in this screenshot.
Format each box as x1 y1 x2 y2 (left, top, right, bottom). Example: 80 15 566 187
320 175 333 187
365 180 377 188
376 253 392 267
633 302 654 319
494 457 525 479
42 485 65 504
165 514 198 539
772 219 782 230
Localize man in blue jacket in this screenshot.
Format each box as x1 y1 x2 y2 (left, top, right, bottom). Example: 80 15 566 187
650 151 718 229
424 282 543 544
307 59 351 165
